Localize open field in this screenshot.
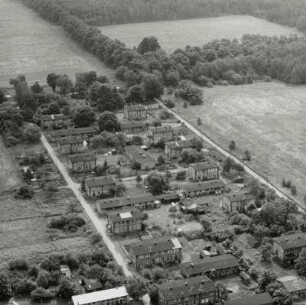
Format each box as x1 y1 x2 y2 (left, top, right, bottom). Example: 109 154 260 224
0 0 116 87
99 15 301 53
175 82 306 204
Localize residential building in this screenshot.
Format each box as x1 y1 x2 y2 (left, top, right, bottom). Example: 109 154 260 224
68 153 96 173
72 286 129 305
85 176 116 198
148 126 175 145
107 209 143 234
225 293 273 305
158 275 217 305
165 140 193 159
60 265 71 278
180 254 239 279
50 126 97 141
181 180 225 198
83 279 103 293
222 193 256 213
129 236 183 269
125 145 156 170
39 114 70 130
188 161 219 181
121 121 146 134
57 137 87 154
277 275 306 301
273 232 306 263
124 104 147 120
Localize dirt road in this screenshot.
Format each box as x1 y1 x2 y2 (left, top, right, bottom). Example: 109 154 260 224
40 134 133 277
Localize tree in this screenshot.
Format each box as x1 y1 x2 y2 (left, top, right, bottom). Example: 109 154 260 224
244 149 251 161
142 73 163 100
47 73 59 92
157 155 165 166
126 85 144 104
296 248 306 277
258 270 276 291
229 140 236 150
56 74 73 95
132 135 143 145
273 288 292 305
47 102 61 114
73 106 95 127
0 272 12 300
176 170 186 181
31 287 51 301
15 185 34 199
0 89 7 104
58 279 75 298
36 270 50 289
23 124 41 143
31 81 43 94
136 174 142 184
63 253 79 270
98 111 120 132
126 278 147 300
146 173 170 195
114 183 126 197
291 185 297 196
260 243 272 262
137 36 161 54
223 157 233 174
166 71 180 87
197 117 202 125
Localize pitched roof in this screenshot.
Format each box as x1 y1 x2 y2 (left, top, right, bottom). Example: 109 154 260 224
108 209 143 223
85 176 116 188
225 293 273 305
121 121 145 129
125 145 156 165
166 140 193 150
125 104 146 111
226 193 255 203
72 286 128 305
129 236 182 256
182 179 225 193
181 255 239 277
158 275 215 302
50 127 97 138
57 136 86 145
40 114 68 121
150 126 174 134
69 153 96 163
190 161 218 171
273 232 306 250
278 275 306 293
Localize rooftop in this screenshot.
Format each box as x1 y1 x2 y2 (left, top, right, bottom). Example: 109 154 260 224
72 286 128 305
226 192 256 202
58 136 87 145
85 176 116 188
278 275 306 293
225 293 273 305
69 153 96 163
273 232 306 250
50 127 97 137
40 114 67 121
108 209 143 223
166 140 193 150
125 104 146 111
121 121 145 129
150 126 174 134
190 161 219 171
125 145 156 165
182 179 225 193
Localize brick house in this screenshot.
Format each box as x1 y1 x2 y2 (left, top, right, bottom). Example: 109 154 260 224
125 145 156 170
124 104 147 120
148 126 175 145
68 153 96 173
222 193 256 213
225 293 273 305
165 140 193 159
158 275 217 305
39 114 70 130
121 121 146 134
72 286 129 305
107 209 143 234
129 236 182 269
84 176 116 198
50 126 97 142
57 137 87 154
273 232 306 263
180 255 240 279
188 161 219 181
181 180 225 198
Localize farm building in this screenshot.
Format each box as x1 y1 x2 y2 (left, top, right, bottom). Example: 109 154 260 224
128 236 182 270
181 180 225 198
165 140 193 158
107 209 143 234
84 176 116 198
222 193 256 213
49 126 97 141
121 121 146 134
277 275 306 301
124 104 147 120
188 161 219 181
148 126 175 145
225 293 273 305
180 254 239 279
158 275 217 305
57 137 87 154
39 114 70 130
125 145 156 170
68 153 96 173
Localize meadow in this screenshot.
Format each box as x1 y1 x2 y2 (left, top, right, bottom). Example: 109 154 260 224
99 15 301 53
175 82 306 204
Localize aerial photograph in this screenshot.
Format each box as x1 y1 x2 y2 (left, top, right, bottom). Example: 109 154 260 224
1 0 306 305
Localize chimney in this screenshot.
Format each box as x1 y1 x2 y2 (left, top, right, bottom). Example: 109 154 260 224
185 282 188 286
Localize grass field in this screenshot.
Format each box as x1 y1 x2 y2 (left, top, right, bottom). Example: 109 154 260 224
99 15 301 53
174 82 306 204
0 0 116 87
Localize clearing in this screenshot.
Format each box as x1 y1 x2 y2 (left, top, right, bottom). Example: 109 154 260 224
99 15 300 53
0 0 116 87
174 82 306 204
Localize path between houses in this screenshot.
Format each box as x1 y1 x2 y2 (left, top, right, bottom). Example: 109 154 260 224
40 134 134 278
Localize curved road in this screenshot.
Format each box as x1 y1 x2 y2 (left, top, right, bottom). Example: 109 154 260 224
156 99 304 212
41 134 133 278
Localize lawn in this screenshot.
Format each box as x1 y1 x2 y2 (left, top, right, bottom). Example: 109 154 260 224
175 82 306 205
0 0 117 87
99 15 300 53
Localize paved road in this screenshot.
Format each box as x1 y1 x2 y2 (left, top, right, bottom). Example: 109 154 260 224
40 134 133 277
156 99 304 212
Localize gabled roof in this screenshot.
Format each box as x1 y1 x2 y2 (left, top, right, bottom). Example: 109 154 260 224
166 140 193 150
85 176 116 188
129 236 182 256
226 193 255 203
150 126 174 134
189 161 218 171
69 153 96 163
57 136 86 145
121 121 145 129
125 104 146 111
108 209 143 223
273 232 306 250
225 293 273 305
158 275 215 301
181 255 239 277
50 127 97 137
278 275 306 293
182 179 225 193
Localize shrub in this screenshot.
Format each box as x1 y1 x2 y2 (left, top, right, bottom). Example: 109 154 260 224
9 259 28 271
169 206 177 213
14 185 34 199
15 279 36 294
90 234 102 244
48 215 86 232
31 287 51 301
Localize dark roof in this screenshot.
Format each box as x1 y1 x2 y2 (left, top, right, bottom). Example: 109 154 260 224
121 121 145 129
85 176 116 188
108 209 143 223
226 193 255 203
125 104 146 111
125 145 156 165
166 140 193 150
225 293 273 305
182 180 225 193
57 136 86 145
50 127 97 137
69 153 96 163
181 255 239 277
129 236 182 256
158 276 215 302
40 114 68 121
273 232 306 250
154 193 180 202
150 126 174 134
190 161 218 171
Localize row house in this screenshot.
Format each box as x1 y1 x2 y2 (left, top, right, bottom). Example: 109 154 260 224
273 232 306 264
129 236 183 270
165 140 193 159
68 153 96 173
125 145 156 170
39 114 70 130
85 176 116 198
50 126 97 142
181 180 225 198
158 275 217 305
180 255 240 279
121 121 146 134
188 161 219 181
72 286 129 305
148 126 175 145
107 209 143 234
57 137 87 154
277 275 306 301
222 193 256 213
124 104 147 120
225 293 273 305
